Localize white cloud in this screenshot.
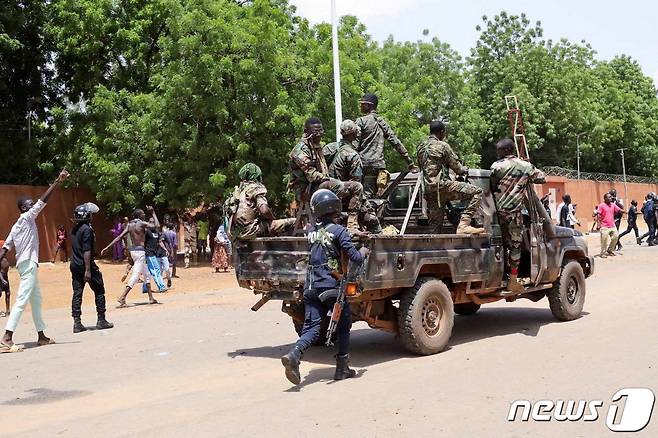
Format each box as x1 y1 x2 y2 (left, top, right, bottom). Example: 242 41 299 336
289 0 419 23
653 72 658 87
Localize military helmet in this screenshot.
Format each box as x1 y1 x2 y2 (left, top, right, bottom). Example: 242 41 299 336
310 189 342 220
340 119 360 137
73 202 100 222
239 163 262 182
359 93 378 108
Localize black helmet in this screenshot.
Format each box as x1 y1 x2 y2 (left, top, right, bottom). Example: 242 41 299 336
73 202 100 222
310 189 341 220
359 93 379 108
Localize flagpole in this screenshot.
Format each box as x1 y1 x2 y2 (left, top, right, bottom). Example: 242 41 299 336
331 0 342 143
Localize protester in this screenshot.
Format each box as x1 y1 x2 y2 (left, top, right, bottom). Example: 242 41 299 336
144 217 167 293
558 195 571 227
596 193 625 258
212 225 231 273
70 203 114 333
183 214 198 268
197 215 209 260
638 193 656 246
52 224 69 263
156 223 172 289
618 200 639 244
568 204 580 229
110 218 125 261
162 221 178 281
0 169 69 352
541 195 551 218
101 207 160 307
0 241 9 318
590 205 599 233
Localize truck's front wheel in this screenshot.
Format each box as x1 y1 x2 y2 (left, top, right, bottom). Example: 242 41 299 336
547 260 586 321
398 277 454 355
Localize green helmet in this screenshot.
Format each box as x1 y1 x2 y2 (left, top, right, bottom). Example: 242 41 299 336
238 163 262 182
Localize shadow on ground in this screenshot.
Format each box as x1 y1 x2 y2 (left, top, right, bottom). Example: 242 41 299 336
228 306 587 366
2 388 91 405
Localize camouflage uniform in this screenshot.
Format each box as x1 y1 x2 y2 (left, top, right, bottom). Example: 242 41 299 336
227 164 295 240
289 136 365 214
356 112 412 198
490 155 546 271
323 140 363 182
417 134 482 233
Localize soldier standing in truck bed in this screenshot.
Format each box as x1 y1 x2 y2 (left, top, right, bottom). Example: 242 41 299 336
417 120 484 235
356 93 416 198
490 138 546 292
289 118 380 233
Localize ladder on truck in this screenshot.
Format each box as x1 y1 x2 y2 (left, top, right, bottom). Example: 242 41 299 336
504 95 530 161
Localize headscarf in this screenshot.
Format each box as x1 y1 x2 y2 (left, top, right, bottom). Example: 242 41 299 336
238 163 262 182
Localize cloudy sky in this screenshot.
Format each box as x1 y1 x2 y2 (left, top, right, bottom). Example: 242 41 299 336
289 0 658 85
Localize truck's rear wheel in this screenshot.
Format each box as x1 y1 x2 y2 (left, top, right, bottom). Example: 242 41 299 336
398 277 454 355
547 260 586 321
454 302 480 315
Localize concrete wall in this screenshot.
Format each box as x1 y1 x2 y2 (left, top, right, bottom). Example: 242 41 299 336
0 185 115 265
536 176 658 231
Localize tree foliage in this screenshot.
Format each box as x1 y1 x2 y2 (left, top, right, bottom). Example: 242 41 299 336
2 3 657 214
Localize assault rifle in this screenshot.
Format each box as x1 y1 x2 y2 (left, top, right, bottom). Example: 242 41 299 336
324 250 353 347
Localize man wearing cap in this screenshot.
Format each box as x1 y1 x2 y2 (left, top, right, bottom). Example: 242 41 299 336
70 203 114 333
290 118 381 232
226 163 296 239
356 93 416 198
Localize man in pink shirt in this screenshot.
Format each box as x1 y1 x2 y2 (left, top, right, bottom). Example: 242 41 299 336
596 193 626 258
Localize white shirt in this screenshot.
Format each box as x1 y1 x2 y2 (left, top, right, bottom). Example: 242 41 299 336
3 200 46 265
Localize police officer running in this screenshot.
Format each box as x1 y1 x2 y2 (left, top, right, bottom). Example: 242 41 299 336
70 202 114 333
490 138 546 292
417 120 484 234
281 190 367 385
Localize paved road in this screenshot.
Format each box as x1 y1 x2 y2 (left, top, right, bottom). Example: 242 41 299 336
1 242 657 437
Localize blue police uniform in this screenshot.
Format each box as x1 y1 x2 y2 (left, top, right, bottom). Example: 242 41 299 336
294 220 363 355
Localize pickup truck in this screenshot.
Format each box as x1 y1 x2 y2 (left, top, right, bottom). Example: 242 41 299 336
234 170 595 355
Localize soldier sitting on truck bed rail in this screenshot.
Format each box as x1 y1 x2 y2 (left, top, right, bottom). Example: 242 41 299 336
490 138 546 292
323 120 381 233
225 163 295 240
417 120 485 235
281 189 367 385
289 117 381 233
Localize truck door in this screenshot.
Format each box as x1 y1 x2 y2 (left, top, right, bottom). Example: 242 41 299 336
527 187 548 284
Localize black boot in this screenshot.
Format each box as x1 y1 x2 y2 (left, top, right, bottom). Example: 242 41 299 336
96 313 114 330
334 354 357 380
281 346 302 385
73 317 87 333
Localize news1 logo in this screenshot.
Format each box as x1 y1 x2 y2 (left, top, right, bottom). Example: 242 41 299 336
508 388 655 432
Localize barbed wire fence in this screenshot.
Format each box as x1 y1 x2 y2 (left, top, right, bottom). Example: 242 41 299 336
543 166 658 185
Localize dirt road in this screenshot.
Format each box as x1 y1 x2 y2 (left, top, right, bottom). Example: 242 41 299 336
1 240 656 437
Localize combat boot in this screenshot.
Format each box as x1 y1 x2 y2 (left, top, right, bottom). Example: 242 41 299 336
96 313 114 330
334 354 357 380
281 346 303 385
456 217 485 235
73 317 87 333
507 274 524 293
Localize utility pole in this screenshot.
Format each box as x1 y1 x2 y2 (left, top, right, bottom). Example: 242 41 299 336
617 148 628 204
576 132 586 179
330 0 342 143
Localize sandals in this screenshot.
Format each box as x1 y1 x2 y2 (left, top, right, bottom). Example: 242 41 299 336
0 341 23 353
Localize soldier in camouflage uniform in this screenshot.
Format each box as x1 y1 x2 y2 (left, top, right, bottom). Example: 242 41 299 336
417 121 484 235
227 163 295 240
323 120 363 182
356 93 416 198
490 138 546 292
290 118 380 233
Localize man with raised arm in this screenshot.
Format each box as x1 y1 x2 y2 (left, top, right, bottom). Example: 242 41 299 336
0 169 69 352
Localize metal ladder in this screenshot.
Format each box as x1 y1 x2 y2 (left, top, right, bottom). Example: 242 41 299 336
505 95 530 161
